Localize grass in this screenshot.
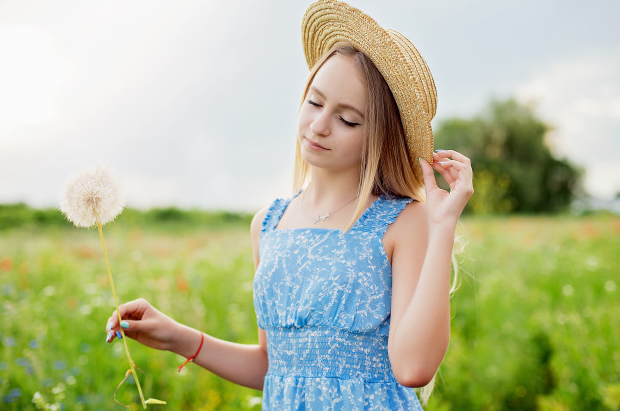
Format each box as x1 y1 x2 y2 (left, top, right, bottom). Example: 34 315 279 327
0 221 260 411
1 213 619 410
427 214 620 411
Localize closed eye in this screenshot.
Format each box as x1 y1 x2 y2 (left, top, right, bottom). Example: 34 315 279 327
340 117 361 127
308 99 360 127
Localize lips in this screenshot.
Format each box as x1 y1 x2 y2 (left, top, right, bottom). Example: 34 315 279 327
305 138 329 151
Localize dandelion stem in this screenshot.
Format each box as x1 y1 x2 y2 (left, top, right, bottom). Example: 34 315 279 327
98 222 147 409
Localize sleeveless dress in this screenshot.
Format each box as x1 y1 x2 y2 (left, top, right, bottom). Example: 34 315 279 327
253 193 424 411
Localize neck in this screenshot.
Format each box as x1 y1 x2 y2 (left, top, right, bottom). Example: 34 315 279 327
305 166 361 204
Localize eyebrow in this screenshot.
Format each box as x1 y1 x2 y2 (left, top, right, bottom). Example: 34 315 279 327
309 86 365 119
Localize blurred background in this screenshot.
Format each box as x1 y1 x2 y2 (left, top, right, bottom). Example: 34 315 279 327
1 0 619 410
1 0 619 211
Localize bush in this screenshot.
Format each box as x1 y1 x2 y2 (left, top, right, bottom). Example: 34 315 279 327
434 99 582 214
0 203 252 231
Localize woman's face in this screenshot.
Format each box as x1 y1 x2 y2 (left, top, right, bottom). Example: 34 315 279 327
297 54 367 173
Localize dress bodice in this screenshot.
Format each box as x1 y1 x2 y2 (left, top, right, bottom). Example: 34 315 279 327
252 193 423 410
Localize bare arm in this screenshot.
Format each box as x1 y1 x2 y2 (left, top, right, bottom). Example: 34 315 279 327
169 321 268 390
387 150 473 387
106 208 270 390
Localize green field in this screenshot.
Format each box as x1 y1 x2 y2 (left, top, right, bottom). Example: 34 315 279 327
1 214 619 410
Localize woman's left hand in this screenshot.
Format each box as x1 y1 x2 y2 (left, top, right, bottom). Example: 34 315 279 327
420 150 474 228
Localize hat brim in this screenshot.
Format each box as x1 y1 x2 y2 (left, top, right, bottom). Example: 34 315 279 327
302 0 437 181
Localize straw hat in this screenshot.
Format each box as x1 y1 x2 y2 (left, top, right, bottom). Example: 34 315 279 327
302 0 437 173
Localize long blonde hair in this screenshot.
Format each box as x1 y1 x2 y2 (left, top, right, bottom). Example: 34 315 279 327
294 43 425 232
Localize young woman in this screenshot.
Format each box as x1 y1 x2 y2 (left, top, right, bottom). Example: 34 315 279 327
105 1 473 409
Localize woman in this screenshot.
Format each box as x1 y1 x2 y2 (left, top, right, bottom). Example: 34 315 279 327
106 1 473 409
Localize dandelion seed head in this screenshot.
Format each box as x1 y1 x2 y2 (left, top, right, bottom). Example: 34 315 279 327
60 165 124 227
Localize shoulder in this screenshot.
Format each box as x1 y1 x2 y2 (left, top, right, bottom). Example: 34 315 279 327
250 207 270 241
394 199 428 226
382 197 428 230
250 206 270 269
383 200 429 252
250 195 289 243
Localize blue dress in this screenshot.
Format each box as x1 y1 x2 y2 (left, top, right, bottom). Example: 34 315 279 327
253 193 424 410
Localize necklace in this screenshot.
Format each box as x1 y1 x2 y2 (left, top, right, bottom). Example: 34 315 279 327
301 189 358 224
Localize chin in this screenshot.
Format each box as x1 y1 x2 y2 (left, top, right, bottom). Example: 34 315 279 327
301 153 328 169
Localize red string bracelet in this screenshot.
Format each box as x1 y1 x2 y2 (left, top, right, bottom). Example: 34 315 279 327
178 332 204 372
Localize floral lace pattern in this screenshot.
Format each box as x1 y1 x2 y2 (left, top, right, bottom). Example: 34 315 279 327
254 194 423 410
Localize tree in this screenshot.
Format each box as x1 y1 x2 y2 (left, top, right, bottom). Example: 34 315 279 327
434 98 582 214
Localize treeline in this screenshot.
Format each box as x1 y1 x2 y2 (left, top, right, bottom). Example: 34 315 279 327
434 98 582 214
0 99 592 226
0 203 253 231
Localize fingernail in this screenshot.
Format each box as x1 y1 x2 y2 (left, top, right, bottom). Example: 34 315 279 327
116 331 122 340
439 161 448 164
434 149 444 152
418 157 423 164
107 331 114 342
107 321 112 331
120 321 129 329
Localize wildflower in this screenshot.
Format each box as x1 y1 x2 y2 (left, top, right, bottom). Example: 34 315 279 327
605 280 616 292
248 396 263 407
53 360 66 370
51 382 65 395
60 165 124 228
32 392 45 407
2 284 14 296
9 388 22 398
0 257 12 271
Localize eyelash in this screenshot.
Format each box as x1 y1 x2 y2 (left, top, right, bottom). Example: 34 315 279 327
307 99 360 128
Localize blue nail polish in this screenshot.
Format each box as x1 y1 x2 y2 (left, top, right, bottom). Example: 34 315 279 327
418 157 423 164
107 331 114 342
434 149 444 152
116 331 122 340
107 321 112 331
120 321 129 329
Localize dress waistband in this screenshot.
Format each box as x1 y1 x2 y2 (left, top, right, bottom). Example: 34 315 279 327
265 327 397 383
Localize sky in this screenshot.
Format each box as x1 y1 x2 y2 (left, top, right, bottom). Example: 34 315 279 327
1 0 619 212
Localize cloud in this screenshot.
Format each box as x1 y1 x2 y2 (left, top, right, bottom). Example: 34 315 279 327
0 27 65 128
2 0 618 208
516 54 620 198
0 1 303 210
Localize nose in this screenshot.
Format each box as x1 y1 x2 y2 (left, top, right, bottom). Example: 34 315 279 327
310 109 331 137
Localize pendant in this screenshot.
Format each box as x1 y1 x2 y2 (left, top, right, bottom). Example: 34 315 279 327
313 214 331 224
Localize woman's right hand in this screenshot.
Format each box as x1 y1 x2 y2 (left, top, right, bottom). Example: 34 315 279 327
105 298 180 351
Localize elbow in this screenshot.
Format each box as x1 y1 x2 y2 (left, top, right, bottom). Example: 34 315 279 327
390 348 444 388
389 334 449 388
393 366 436 388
